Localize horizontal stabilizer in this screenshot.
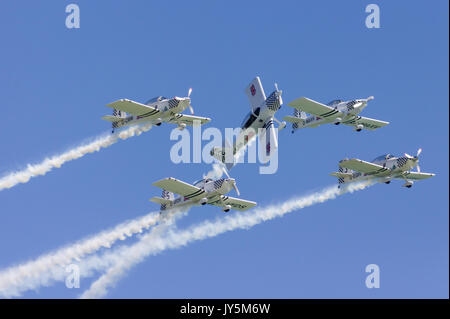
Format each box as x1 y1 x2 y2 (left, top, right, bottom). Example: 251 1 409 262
330 172 353 178
149 197 172 205
282 115 303 124
101 115 123 123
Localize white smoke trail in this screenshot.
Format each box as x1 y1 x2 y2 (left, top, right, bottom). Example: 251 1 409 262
0 124 152 191
80 181 373 298
0 210 160 298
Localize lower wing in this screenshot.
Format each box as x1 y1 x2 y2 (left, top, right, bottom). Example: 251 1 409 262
401 171 436 180
342 116 389 130
208 195 257 211
166 114 211 126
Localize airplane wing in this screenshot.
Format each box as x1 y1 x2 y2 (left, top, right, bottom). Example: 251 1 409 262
288 97 339 119
208 195 257 211
152 177 204 198
107 99 160 118
342 116 389 130
402 172 436 180
339 159 388 175
167 114 211 126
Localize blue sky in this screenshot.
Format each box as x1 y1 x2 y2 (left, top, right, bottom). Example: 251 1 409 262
0 0 448 298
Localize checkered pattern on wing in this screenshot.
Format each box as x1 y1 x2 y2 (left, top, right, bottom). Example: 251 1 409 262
168 99 180 109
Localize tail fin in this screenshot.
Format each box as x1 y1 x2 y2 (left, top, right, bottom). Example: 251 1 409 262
245 76 266 110
291 109 307 133
332 161 354 185
211 146 235 170
160 189 174 211
111 109 127 131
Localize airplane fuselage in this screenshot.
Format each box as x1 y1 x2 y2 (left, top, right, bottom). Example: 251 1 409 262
112 97 191 130
234 89 283 154
296 99 369 129
160 178 236 212
339 155 418 185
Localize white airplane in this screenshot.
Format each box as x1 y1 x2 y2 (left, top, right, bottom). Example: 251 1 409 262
149 170 257 213
211 76 286 169
331 149 435 188
283 96 389 133
102 88 211 133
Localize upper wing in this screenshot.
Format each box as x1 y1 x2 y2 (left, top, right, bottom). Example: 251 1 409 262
208 195 257 211
342 116 389 130
167 114 211 126
339 159 388 175
288 97 338 118
152 177 202 197
402 172 435 180
107 99 159 117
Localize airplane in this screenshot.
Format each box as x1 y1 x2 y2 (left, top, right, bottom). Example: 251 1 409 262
331 149 435 188
283 96 389 133
149 169 257 213
210 76 286 169
102 88 211 133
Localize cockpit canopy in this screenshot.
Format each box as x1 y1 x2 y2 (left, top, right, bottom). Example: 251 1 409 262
372 154 394 164
326 99 343 106
241 107 261 129
193 178 213 187
145 96 168 105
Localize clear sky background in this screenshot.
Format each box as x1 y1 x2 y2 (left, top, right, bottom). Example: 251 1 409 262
0 0 448 298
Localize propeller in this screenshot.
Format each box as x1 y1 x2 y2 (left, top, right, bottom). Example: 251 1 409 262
274 82 283 105
404 148 423 172
187 88 194 114
222 167 240 196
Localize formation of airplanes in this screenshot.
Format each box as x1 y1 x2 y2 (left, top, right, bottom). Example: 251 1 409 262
102 76 436 215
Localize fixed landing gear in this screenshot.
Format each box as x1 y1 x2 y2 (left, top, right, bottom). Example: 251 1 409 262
385 181 391 184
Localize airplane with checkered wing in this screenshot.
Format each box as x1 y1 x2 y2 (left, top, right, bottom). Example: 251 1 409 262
210 76 286 169
331 149 435 188
149 169 257 213
283 96 389 133
102 88 211 133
